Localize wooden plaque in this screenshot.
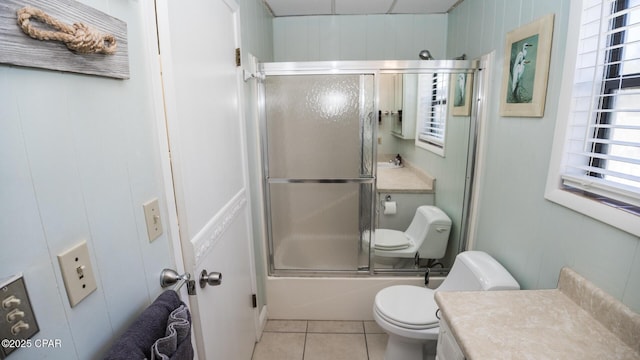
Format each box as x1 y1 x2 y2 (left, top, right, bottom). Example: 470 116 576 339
0 0 129 79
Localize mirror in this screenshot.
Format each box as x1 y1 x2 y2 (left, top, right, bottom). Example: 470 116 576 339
259 59 478 276
376 70 472 272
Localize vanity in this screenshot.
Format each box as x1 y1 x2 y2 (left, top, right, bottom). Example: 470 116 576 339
376 159 435 230
435 267 640 360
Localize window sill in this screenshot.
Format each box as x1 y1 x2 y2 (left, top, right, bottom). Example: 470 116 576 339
544 186 640 237
415 138 445 157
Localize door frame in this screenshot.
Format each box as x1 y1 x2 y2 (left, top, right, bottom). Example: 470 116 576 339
464 51 494 251
139 0 186 285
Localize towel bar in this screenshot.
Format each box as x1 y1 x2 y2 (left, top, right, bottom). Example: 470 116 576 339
160 269 192 293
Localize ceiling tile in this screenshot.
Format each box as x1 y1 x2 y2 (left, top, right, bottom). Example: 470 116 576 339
335 0 395 15
266 0 333 16
391 0 459 14
265 0 463 17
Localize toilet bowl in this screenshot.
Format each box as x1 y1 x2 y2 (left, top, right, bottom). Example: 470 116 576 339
374 206 451 267
372 251 520 360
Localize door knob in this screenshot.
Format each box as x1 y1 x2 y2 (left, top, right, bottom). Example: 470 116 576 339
199 270 222 288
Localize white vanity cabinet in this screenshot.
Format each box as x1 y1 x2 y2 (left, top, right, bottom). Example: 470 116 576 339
436 317 465 360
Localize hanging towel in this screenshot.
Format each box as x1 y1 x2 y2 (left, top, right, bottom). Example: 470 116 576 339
150 304 193 360
104 290 191 360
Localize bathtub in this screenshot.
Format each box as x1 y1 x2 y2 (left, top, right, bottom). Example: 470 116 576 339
266 276 432 320
267 234 442 320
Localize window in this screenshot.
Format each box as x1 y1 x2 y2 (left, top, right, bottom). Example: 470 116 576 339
546 0 640 236
415 73 448 156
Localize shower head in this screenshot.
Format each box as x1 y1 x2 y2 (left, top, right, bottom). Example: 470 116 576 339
419 50 434 60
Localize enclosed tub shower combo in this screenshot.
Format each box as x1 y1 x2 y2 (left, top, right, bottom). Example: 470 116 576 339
258 60 484 318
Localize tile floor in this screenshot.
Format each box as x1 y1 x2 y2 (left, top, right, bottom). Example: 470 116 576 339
251 320 389 360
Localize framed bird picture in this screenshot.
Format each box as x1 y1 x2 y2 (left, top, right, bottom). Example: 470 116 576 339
500 14 554 117
451 72 473 116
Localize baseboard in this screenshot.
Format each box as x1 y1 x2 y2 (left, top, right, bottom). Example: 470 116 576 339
256 305 268 340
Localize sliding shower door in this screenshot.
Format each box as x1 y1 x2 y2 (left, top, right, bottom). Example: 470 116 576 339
263 74 375 273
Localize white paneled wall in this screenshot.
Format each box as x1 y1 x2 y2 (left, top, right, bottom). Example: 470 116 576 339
447 0 640 313
239 0 274 65
273 14 448 61
1 0 275 357
0 1 173 358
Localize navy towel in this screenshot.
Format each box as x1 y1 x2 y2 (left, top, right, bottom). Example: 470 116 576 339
104 290 193 360
151 304 193 360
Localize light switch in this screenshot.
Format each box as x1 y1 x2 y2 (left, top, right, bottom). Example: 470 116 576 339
143 198 163 242
0 275 39 358
57 241 97 307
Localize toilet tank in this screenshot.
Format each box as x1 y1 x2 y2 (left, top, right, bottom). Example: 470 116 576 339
406 206 451 260
437 251 520 292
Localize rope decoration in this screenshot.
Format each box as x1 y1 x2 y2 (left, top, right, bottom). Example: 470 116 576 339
16 6 117 55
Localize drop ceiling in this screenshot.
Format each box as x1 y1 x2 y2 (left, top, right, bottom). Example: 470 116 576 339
264 0 463 17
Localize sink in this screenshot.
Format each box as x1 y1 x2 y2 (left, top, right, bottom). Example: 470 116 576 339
377 162 403 169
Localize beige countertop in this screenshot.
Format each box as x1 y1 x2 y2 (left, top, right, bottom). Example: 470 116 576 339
376 164 434 193
435 268 640 360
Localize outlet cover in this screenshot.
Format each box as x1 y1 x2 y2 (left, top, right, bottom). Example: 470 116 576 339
143 198 163 242
57 241 97 307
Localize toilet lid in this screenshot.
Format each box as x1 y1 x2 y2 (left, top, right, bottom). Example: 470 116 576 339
374 285 439 329
375 229 410 250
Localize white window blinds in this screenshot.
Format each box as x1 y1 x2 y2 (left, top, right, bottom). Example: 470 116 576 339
416 73 449 155
561 0 640 208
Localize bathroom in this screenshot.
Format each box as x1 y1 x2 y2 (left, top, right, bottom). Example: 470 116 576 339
0 0 639 359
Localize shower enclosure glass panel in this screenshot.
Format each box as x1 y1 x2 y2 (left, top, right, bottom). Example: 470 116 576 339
266 75 374 179
264 74 375 273
269 183 372 270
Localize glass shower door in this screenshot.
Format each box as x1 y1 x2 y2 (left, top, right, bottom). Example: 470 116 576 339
263 74 375 273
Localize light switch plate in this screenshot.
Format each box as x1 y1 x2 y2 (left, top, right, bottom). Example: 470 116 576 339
143 198 163 242
0 274 39 358
57 241 97 307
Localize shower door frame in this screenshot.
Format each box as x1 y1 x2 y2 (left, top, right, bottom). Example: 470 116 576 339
259 60 478 277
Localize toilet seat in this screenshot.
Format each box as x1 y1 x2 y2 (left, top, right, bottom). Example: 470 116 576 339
375 229 411 250
374 285 439 330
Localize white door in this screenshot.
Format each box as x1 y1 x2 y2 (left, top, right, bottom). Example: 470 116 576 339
155 1 257 359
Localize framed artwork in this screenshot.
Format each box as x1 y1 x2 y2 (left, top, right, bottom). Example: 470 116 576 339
500 14 554 117
451 72 473 116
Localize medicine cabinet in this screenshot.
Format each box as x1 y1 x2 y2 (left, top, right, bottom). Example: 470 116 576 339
380 74 417 140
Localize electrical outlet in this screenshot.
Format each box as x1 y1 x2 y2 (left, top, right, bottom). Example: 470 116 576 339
143 198 163 242
57 241 97 307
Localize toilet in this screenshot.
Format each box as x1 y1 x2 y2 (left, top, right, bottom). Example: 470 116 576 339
373 251 520 360
374 206 451 266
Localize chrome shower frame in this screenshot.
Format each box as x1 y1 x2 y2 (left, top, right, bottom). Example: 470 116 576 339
257 60 479 277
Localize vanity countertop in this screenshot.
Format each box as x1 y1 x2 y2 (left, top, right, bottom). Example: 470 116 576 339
434 268 640 360
377 165 434 193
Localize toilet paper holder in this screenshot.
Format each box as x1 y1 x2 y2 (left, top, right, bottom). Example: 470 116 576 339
383 198 397 215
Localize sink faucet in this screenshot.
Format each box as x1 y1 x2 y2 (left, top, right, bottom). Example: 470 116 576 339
394 154 402 166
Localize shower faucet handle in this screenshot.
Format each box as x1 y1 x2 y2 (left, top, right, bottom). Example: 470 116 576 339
199 270 223 288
